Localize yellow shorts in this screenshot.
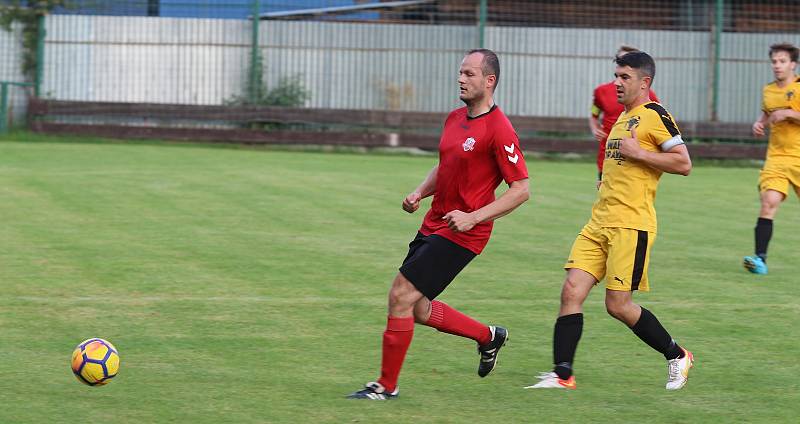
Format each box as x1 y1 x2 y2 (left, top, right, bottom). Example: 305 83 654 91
759 159 800 198
564 225 656 292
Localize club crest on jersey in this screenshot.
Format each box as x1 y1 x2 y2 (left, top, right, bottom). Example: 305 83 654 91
787 90 795 101
463 137 476 151
625 116 641 131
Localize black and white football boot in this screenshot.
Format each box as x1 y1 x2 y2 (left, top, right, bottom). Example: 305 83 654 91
477 325 508 377
346 381 399 400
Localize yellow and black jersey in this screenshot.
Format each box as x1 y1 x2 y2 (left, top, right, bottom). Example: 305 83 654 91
763 77 800 159
589 101 682 233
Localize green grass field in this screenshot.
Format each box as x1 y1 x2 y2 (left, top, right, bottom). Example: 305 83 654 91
0 137 797 423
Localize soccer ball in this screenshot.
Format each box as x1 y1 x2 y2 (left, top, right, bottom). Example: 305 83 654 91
71 338 120 386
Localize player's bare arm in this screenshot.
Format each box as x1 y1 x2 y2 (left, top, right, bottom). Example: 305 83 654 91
766 108 800 124
752 111 768 136
403 165 438 213
589 115 607 142
443 178 529 232
619 127 692 176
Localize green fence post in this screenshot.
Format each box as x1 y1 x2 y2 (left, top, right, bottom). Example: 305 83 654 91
478 0 487 48
35 12 45 98
249 0 262 103
710 0 723 121
0 82 9 134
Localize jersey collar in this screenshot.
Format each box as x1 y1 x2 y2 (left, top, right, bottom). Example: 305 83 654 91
467 104 497 120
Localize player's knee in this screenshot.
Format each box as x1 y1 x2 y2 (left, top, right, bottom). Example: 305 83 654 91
605 302 625 320
759 205 778 219
387 276 420 311
604 296 631 320
761 191 784 211
412 300 430 323
387 287 413 309
560 278 585 306
761 200 779 212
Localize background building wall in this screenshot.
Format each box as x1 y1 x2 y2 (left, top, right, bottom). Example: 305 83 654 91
41 15 795 122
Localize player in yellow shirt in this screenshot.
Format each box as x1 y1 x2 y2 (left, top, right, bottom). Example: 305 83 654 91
743 43 800 275
526 52 694 391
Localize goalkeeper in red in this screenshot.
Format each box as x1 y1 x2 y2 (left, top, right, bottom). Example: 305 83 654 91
347 49 530 400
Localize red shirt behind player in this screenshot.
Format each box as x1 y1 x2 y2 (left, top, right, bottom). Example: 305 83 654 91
592 82 658 172
420 105 528 254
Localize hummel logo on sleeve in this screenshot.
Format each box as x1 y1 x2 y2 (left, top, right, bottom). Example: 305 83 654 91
504 143 518 164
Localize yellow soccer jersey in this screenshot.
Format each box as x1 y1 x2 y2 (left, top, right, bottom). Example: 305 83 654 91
589 101 681 233
763 77 800 159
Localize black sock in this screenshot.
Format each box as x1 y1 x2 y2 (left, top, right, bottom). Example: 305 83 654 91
630 307 684 360
553 313 583 379
755 217 773 262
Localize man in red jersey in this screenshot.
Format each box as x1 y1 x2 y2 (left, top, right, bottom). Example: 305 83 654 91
348 49 530 400
590 46 658 187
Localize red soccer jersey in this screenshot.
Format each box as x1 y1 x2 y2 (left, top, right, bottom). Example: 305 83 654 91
419 105 528 254
592 82 658 171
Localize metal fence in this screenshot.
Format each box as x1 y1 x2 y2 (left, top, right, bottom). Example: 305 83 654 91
0 22 31 129
2 0 800 130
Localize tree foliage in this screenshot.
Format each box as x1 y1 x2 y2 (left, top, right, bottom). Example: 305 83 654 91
0 0 66 82
227 75 311 107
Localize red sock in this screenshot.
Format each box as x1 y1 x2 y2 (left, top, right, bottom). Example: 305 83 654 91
424 301 491 345
376 315 414 392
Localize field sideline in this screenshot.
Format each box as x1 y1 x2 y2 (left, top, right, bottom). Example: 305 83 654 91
0 137 797 423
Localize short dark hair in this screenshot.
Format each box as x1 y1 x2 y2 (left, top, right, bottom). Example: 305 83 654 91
615 44 639 60
769 43 799 62
615 51 656 82
467 48 500 90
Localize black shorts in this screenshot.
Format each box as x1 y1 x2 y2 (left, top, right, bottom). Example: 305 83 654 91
398 232 476 300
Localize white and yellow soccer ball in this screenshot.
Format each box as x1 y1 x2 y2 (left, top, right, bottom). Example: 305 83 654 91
71 338 120 386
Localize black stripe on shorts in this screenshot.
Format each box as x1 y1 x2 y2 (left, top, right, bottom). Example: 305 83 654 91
631 230 648 291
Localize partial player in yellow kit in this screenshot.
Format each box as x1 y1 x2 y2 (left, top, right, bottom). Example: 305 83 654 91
743 43 800 275
576 98 682 292
526 51 695 391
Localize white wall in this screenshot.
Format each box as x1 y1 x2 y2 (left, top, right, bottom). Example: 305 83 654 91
40 15 800 123
45 15 250 104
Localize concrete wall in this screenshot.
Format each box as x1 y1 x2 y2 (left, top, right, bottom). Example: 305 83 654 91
41 15 800 123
